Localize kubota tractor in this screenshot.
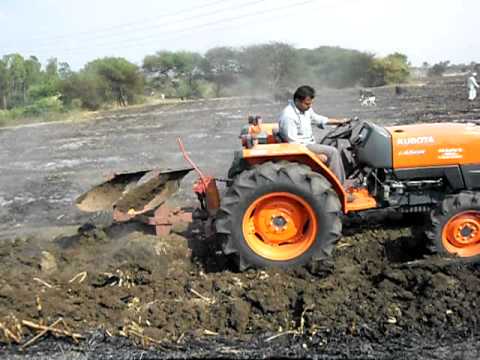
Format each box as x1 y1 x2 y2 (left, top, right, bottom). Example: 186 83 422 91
77 118 480 271
187 118 480 270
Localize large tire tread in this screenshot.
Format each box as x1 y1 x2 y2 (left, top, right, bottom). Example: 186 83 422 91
216 161 342 270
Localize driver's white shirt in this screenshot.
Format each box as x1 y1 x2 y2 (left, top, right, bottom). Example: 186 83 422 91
278 100 329 145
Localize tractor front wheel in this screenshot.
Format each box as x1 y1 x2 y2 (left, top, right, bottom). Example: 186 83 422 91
215 162 342 270
427 192 480 262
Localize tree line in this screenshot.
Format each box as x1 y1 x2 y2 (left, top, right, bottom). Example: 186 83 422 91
0 43 411 118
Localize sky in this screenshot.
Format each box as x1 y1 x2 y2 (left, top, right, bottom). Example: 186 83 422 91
0 0 477 70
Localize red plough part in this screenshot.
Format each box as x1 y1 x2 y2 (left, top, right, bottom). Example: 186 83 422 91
177 138 221 237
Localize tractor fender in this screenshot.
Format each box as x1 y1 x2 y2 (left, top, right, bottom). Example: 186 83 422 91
240 144 348 211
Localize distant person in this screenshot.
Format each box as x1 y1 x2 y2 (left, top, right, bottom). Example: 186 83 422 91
467 72 479 101
277 85 350 185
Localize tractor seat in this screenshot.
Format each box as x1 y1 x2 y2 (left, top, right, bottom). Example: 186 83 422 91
272 127 288 143
240 123 286 148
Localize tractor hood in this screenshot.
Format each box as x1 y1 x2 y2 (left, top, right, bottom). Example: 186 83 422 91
386 122 480 168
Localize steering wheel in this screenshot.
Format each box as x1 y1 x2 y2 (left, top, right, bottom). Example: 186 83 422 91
320 116 361 146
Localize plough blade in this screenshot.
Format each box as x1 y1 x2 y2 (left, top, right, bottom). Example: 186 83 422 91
75 167 193 215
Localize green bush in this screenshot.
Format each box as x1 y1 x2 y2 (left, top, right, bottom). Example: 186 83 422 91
23 96 64 116
0 107 27 126
0 110 9 126
28 82 59 101
0 107 24 119
175 79 207 99
193 80 215 98
69 98 82 110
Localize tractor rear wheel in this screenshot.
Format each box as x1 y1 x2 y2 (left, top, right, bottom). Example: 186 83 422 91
426 192 480 262
215 161 342 270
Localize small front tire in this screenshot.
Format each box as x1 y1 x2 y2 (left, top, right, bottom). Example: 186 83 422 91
426 192 480 263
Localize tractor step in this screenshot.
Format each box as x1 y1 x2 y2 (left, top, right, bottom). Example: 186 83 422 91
345 187 377 212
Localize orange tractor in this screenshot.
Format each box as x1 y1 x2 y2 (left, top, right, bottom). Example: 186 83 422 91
188 118 480 269
77 118 480 270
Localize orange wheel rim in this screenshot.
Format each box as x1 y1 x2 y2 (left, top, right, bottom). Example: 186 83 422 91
242 192 318 261
442 211 480 257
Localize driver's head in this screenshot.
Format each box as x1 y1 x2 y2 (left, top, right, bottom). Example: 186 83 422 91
293 85 315 113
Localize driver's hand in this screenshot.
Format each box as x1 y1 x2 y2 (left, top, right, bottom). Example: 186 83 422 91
341 117 358 125
316 153 328 163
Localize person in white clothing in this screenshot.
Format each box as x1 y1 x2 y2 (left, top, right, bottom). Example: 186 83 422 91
278 85 350 185
468 72 479 101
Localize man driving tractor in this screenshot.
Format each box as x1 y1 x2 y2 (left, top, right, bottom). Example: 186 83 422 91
278 85 350 185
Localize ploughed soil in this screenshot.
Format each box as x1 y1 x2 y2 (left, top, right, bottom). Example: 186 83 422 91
1 76 480 358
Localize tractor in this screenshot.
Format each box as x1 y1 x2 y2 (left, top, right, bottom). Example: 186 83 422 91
188 118 480 269
77 118 480 270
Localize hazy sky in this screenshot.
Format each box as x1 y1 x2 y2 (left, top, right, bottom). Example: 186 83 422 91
0 0 477 69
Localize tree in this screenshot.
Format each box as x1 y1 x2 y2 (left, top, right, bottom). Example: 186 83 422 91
2 53 26 108
0 59 8 109
62 57 144 108
364 53 410 86
45 58 59 80
23 56 42 101
203 47 240 97
100 57 143 105
59 69 109 110
382 53 410 84
143 51 178 90
24 57 61 101
300 46 375 88
364 58 386 87
142 50 204 98
171 51 204 98
58 62 73 80
427 61 450 77
0 54 62 109
240 42 300 93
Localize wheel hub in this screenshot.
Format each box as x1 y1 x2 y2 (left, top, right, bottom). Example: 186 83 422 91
443 211 480 257
252 200 304 245
448 217 480 247
457 222 477 242
242 192 318 261
272 215 287 229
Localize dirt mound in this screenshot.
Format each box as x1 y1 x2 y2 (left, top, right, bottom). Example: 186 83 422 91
1 212 479 350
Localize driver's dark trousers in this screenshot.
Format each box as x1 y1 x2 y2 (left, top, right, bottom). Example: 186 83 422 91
307 144 346 185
